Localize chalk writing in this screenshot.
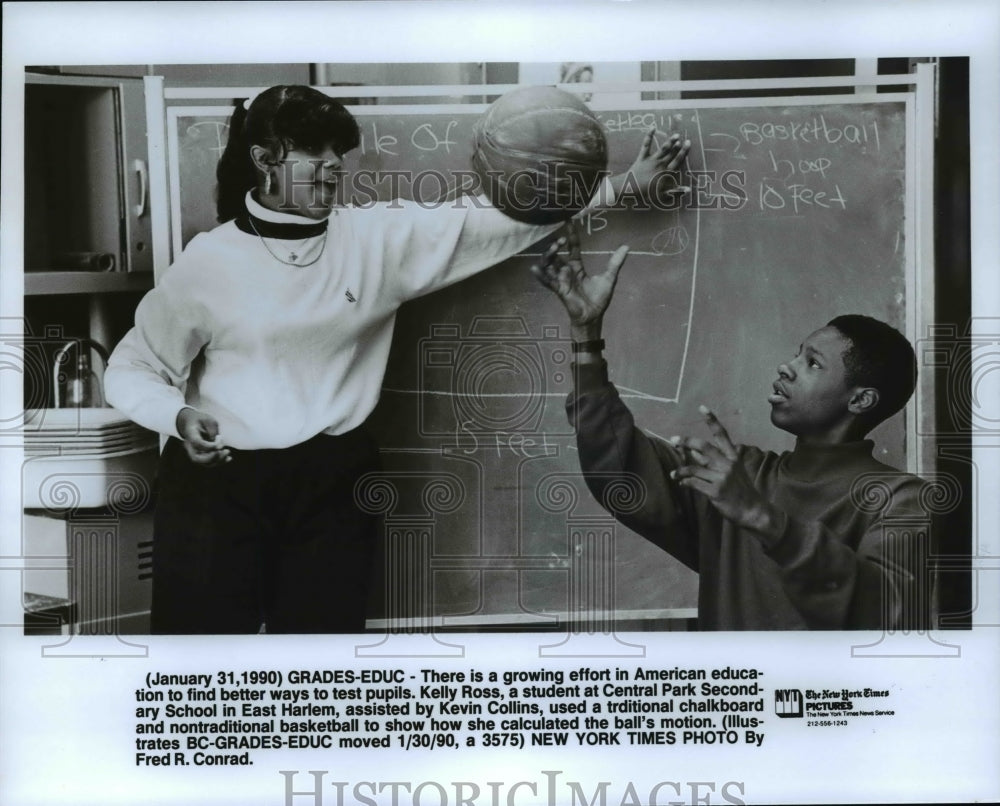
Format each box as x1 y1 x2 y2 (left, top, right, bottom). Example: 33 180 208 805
580 210 608 235
738 116 880 150
687 170 747 211
704 132 745 160
358 122 398 157
411 120 459 153
758 181 847 213
601 111 668 134
651 226 691 256
767 151 833 181
183 121 229 159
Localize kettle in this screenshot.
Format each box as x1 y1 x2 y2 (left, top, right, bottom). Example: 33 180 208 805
53 338 111 408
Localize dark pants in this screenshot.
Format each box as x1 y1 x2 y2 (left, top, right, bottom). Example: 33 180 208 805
150 427 380 634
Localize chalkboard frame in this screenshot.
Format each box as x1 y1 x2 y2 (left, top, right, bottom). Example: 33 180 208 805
145 69 937 629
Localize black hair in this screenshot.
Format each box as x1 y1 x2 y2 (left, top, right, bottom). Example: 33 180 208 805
827 314 917 428
215 85 361 223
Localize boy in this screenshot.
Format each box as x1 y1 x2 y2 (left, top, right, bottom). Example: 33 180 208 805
533 224 929 631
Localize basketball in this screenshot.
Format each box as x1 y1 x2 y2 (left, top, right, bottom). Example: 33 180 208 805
471 86 609 225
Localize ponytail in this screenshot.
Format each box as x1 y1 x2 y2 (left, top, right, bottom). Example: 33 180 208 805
215 100 255 223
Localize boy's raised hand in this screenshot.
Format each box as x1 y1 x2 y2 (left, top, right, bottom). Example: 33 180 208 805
531 221 629 340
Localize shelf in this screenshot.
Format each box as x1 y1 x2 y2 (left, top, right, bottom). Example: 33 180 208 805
24 272 154 296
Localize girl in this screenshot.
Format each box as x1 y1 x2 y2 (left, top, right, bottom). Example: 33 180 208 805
105 84 689 634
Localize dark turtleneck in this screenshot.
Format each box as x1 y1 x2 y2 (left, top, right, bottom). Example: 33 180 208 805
783 438 878 479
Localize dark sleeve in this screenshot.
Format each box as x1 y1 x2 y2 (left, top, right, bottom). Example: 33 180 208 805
566 360 700 571
760 476 931 631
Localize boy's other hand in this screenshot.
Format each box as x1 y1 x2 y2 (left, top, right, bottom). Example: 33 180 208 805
669 406 782 542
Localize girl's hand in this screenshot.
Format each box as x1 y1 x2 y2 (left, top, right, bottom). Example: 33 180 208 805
176 407 232 466
613 128 691 207
531 221 629 341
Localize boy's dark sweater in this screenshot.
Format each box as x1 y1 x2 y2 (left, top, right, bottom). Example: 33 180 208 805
567 361 931 631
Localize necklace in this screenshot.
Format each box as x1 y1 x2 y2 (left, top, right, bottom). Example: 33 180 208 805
248 217 329 267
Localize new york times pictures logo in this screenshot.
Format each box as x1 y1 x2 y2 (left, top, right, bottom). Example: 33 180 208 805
773 689 803 718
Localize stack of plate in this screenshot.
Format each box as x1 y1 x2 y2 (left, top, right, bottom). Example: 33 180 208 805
22 408 159 509
23 408 157 457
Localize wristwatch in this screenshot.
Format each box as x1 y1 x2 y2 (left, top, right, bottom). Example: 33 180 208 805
571 339 606 354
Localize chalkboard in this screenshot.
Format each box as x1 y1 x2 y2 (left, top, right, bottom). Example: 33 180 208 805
169 97 909 630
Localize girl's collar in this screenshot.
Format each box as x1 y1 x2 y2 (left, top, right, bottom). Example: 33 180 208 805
235 190 330 239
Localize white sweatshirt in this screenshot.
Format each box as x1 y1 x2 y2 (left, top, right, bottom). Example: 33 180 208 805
105 189 609 449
